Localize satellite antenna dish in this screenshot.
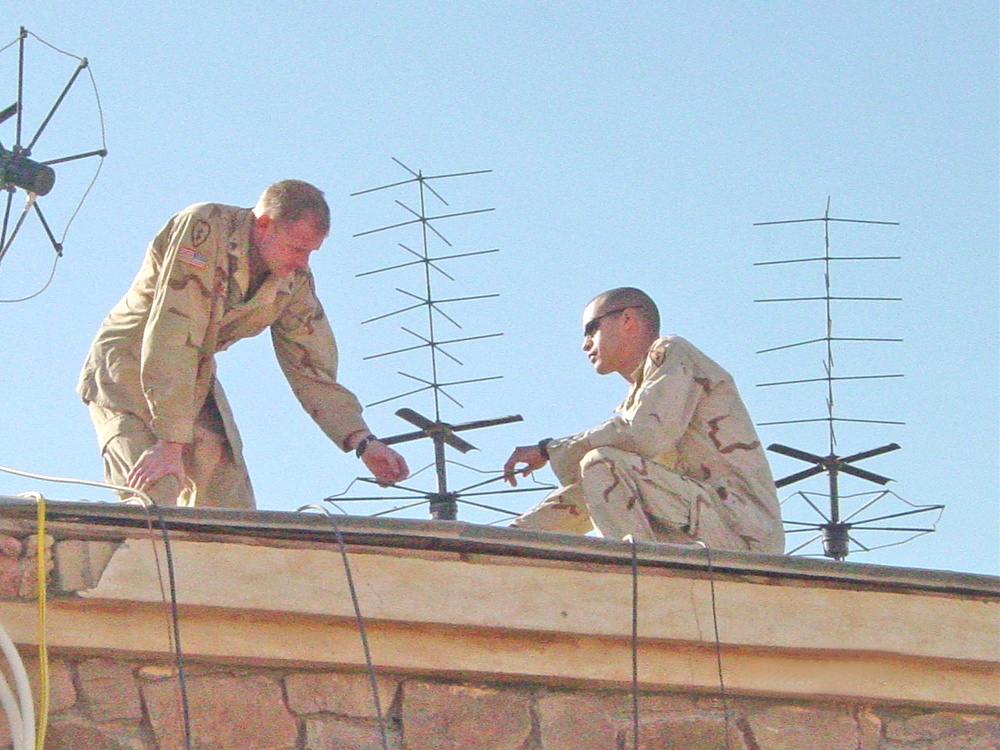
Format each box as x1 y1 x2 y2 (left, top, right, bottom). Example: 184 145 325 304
325 159 552 522
0 27 107 301
754 198 944 560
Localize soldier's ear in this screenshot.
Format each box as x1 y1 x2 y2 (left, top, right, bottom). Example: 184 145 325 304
622 307 640 331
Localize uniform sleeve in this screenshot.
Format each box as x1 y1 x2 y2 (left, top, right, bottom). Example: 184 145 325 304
271 275 369 451
547 339 703 467
141 210 220 444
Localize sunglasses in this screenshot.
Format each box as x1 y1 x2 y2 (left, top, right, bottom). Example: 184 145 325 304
583 306 639 338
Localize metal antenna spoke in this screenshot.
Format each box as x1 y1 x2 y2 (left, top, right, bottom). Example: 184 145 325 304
0 189 12 251
32 201 63 256
774 466 825 489
41 148 108 166
0 200 31 264
25 58 86 152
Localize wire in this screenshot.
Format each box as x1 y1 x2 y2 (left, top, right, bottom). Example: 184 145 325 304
297 505 390 750
0 650 25 750
0 622 32 750
0 464 194 750
0 252 58 303
0 616 34 750
145 503 193 750
27 493 49 750
0 463 148 501
698 541 733 750
627 536 639 750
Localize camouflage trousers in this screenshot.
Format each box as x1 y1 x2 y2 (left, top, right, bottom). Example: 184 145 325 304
87 401 255 510
512 446 748 550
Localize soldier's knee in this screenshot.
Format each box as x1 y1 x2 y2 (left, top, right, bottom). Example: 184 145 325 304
146 475 185 506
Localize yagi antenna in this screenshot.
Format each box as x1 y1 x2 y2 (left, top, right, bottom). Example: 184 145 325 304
754 198 944 560
326 159 552 522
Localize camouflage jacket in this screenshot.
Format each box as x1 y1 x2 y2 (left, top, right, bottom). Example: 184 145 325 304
547 335 784 553
77 203 368 453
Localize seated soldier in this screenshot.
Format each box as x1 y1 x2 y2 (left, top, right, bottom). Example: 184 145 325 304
503 287 784 554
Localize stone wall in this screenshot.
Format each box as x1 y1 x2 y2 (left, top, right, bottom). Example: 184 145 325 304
0 500 996 750
3 655 999 750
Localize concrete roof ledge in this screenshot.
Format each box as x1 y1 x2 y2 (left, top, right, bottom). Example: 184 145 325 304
0 497 997 710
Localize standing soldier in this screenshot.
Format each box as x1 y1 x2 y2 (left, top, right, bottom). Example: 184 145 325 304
78 179 408 508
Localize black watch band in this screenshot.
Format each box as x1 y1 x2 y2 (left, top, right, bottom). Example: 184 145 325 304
537 438 553 460
354 434 378 458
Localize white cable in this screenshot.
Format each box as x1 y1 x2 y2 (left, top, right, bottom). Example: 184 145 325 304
0 463 151 505
0 463 152 750
0 623 33 750
0 655 24 750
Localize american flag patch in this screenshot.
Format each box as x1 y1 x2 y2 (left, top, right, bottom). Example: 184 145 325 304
178 246 208 270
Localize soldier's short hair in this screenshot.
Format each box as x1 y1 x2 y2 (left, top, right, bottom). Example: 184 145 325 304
256 180 330 234
594 287 660 334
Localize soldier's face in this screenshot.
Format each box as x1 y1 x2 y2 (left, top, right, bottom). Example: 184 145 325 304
581 299 629 376
255 215 327 277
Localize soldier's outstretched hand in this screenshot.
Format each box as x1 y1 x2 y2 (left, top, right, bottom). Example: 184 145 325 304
361 440 409 485
503 445 548 486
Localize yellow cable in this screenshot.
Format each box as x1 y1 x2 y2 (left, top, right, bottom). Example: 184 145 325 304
34 493 49 750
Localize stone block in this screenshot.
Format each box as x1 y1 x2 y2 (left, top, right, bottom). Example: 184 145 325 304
78 658 143 722
285 670 399 718
143 673 298 750
536 691 627 750
304 716 402 750
0 533 53 598
401 681 532 750
747 705 859 750
20 653 78 713
0 535 24 599
44 717 146 750
620 714 750 750
856 708 883 750
53 539 119 592
0 654 80 750
884 710 1000 749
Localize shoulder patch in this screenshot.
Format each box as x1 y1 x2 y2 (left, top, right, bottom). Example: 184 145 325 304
648 343 667 368
191 219 212 247
178 246 208 270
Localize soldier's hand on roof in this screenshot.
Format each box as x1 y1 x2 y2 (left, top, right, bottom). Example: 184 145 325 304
126 440 187 496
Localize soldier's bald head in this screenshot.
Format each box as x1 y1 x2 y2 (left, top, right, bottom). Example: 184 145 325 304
589 287 660 335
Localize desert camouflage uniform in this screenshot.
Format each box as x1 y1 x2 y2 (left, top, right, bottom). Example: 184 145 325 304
512 335 784 554
77 203 368 508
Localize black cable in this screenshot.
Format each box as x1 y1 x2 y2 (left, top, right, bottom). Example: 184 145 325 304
628 536 640 750
146 503 193 750
701 542 733 750
300 506 391 750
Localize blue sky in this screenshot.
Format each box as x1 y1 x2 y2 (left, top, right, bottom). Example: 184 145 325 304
1 3 996 575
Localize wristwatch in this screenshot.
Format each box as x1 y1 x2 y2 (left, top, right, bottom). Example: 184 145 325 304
537 438 553 460
354 434 379 458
